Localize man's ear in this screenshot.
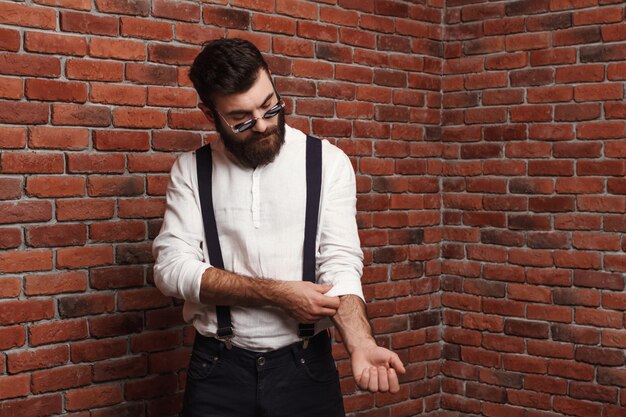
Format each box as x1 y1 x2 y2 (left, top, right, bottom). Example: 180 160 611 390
199 103 214 123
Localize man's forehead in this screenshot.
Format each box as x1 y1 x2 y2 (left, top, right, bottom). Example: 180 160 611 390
214 70 274 113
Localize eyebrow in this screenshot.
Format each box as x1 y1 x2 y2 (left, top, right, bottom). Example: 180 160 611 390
226 92 274 117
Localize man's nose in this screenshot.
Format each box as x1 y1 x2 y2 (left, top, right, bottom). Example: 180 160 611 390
251 115 268 133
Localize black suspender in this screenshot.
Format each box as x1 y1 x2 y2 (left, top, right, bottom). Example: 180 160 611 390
195 135 323 349
195 144 234 347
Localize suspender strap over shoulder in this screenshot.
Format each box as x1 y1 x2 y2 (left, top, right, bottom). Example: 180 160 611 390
196 145 234 348
298 135 322 342
195 135 323 349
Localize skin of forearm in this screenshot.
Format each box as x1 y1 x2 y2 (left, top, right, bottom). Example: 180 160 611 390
331 295 377 354
199 267 283 307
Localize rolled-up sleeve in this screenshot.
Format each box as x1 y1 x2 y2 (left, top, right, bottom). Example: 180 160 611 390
152 152 209 304
316 146 365 301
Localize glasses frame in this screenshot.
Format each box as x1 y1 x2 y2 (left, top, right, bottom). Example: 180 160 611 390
215 78 285 134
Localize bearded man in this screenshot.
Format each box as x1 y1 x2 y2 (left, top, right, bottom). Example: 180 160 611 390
153 38 405 417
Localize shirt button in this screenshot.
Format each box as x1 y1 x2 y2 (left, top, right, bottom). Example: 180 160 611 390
257 356 265 366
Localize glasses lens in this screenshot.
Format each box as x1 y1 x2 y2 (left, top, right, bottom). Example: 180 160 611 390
234 120 255 133
263 102 284 119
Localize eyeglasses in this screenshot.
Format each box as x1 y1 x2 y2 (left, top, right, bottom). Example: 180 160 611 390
216 98 285 134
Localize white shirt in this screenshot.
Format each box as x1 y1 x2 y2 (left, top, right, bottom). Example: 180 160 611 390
152 125 364 351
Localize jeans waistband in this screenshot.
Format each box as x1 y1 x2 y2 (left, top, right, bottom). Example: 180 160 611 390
192 330 331 369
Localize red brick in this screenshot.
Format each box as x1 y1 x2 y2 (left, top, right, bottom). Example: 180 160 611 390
554 397 602 417
89 37 146 61
0 100 49 125
25 32 87 57
66 153 125 174
125 64 175 87
25 176 83 199
7 345 69 373
0 276 20 298
89 313 143 337
28 126 88 150
57 246 113 269
574 6 624 25
0 325 26 350
152 131 201 152
148 44 199 66
71 338 128 362
0 178 22 201
0 52 61 78
24 271 87 296
27 224 86 248
61 11 119 36
0 228 22 249
0 76 22 100
575 83 624 101
608 62 626 80
1 152 64 174
0 28 20 52
0 2 56 28
29 319 88 346
251 14 295 35
113 107 167 128
95 0 149 15
65 384 123 411
203 5 249 29
120 17 173 41
128 155 176 173
52 103 111 127
153 0 200 22
147 86 197 108
0 395 62 417
0 126 26 149
0 250 53 273
175 22 224 45
90 83 146 106
56 199 115 221
32 365 92 394
0 374 30 400
66 59 123 81
93 355 148 382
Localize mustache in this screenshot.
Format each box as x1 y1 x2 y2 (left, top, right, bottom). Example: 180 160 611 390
248 128 278 142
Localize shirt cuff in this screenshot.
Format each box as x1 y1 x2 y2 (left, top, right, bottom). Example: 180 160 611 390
319 272 365 302
182 260 208 304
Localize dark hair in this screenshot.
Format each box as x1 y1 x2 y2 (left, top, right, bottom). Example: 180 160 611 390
189 38 269 108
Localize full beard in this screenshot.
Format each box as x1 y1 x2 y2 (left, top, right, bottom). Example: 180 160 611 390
216 112 286 169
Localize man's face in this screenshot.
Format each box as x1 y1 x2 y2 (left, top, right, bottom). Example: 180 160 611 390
208 69 285 169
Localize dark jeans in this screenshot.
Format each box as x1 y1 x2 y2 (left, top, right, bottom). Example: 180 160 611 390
182 330 346 417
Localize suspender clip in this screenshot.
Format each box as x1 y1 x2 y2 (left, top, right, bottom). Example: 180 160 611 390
302 337 310 350
216 327 234 350
220 336 233 350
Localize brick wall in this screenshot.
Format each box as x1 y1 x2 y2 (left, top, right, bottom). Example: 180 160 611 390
0 0 443 416
2 0 625 416
441 1 626 416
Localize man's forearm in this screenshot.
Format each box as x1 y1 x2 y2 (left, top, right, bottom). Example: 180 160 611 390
331 295 377 354
199 267 280 306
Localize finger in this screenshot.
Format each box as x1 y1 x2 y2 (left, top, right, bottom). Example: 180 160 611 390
313 283 333 293
318 307 339 317
368 367 379 392
358 367 370 391
320 295 341 309
389 354 406 374
377 366 389 392
388 368 400 393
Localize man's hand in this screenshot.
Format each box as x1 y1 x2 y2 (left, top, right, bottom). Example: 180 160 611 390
199 268 340 323
276 281 341 323
351 342 406 393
